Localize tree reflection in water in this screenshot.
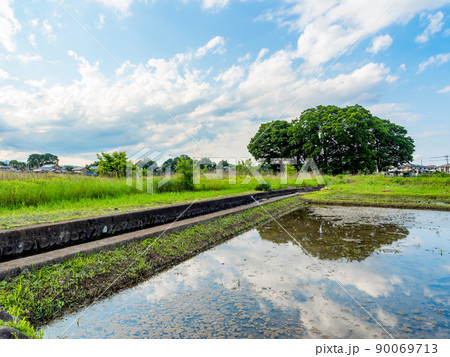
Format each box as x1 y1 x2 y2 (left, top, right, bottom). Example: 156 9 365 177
257 206 409 262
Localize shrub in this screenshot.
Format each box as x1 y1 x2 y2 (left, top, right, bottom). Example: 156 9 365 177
255 183 271 191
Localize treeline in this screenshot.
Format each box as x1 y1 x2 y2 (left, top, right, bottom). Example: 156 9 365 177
248 105 415 175
95 152 235 177
1 153 59 170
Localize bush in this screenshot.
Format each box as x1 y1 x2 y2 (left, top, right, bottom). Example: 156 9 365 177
175 157 194 191
255 183 271 191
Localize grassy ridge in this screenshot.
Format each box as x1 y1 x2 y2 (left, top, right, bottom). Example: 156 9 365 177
0 172 323 229
0 195 306 332
303 174 450 209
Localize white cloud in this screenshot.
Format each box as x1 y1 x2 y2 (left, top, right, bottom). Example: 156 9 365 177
0 52 42 64
415 11 444 43
0 69 11 80
28 33 37 47
238 53 251 62
367 34 393 54
259 0 450 69
201 0 230 10
195 36 226 58
385 74 399 84
0 0 21 52
368 103 421 122
417 52 450 73
214 65 245 87
29 18 38 27
438 85 450 93
256 48 269 61
42 19 56 42
95 14 106 30
398 63 407 71
0 38 396 159
93 0 133 14
414 130 450 138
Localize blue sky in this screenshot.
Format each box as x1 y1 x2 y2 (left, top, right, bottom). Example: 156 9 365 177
0 0 449 166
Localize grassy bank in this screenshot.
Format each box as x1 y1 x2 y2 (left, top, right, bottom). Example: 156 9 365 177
0 195 306 331
0 172 323 229
303 174 450 210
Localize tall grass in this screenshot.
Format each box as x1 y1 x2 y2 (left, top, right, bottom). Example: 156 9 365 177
0 171 326 210
0 172 137 208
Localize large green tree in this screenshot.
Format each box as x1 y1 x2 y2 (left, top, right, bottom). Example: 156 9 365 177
248 105 414 175
96 151 127 176
27 153 59 168
8 160 27 170
247 120 292 171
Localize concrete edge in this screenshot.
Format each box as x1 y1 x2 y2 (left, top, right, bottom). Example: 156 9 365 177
0 193 301 280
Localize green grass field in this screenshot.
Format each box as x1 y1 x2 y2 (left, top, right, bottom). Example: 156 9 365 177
0 172 323 229
303 174 450 209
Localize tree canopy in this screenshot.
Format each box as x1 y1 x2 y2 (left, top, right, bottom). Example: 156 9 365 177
27 153 59 168
9 160 27 170
161 155 193 173
96 151 127 176
248 105 414 174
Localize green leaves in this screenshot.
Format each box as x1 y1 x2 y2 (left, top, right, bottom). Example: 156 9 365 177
248 105 415 175
96 151 127 176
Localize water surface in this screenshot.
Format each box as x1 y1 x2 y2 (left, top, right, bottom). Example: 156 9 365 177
42 206 450 339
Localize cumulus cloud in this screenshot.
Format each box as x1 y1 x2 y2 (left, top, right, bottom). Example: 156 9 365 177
214 65 245 87
0 0 21 52
0 40 396 159
259 0 450 69
195 36 226 58
417 53 450 73
367 34 393 53
415 11 444 43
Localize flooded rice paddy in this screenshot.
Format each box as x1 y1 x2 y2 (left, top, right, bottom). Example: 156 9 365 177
43 206 450 339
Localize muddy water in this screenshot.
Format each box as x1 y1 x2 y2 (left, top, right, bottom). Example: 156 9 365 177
42 206 450 339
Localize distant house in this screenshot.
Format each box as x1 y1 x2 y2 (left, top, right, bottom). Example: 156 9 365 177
438 164 450 174
0 165 17 172
72 166 98 176
33 164 65 174
71 166 85 174
387 163 433 177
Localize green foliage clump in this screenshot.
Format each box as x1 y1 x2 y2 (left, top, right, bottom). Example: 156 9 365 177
96 151 127 176
248 105 415 175
175 156 194 191
255 183 271 191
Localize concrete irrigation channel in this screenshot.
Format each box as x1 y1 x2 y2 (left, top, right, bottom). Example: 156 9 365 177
0 187 322 279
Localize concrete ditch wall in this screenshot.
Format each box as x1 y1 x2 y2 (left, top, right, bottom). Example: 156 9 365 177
0 187 320 261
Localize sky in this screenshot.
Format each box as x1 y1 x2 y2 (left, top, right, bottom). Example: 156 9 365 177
0 0 449 166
